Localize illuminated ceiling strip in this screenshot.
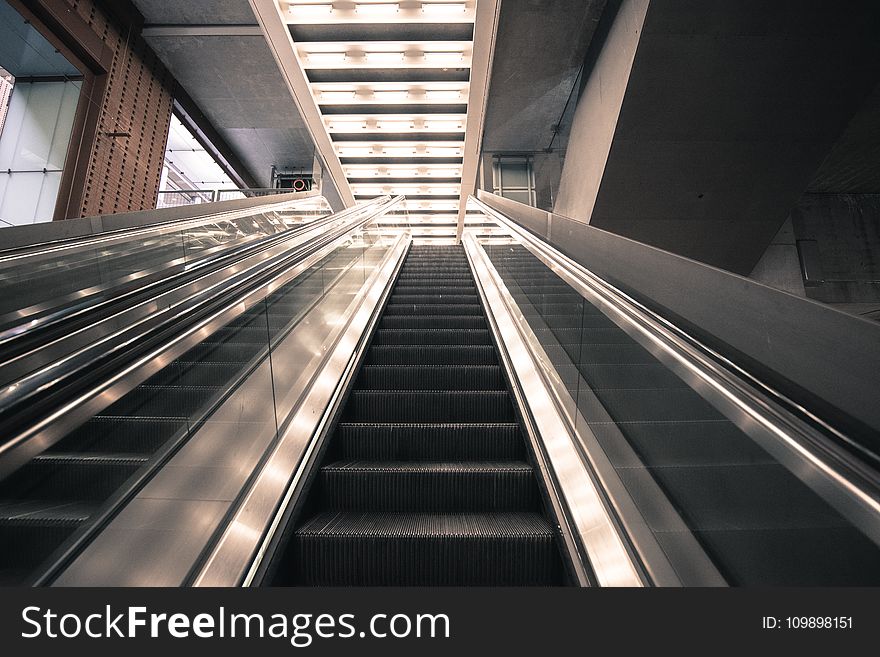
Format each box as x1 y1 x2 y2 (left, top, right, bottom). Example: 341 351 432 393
285 1 474 24
343 164 462 177
249 0 354 208
456 0 500 240
297 42 472 68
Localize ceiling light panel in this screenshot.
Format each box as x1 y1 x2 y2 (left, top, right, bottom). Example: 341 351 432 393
297 42 472 69
335 141 464 157
312 82 469 105
324 114 466 133
285 1 475 24
343 164 462 177
278 0 476 237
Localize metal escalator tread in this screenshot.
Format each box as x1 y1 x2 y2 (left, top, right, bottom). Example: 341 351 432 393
295 511 560 586
289 244 565 586
0 295 296 584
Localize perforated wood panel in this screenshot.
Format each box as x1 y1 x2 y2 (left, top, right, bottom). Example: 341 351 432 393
69 0 174 217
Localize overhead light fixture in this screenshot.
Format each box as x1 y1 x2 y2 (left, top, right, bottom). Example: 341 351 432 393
305 51 347 66
428 186 459 195
423 119 464 131
382 167 419 177
427 168 461 176
382 146 418 156
288 3 334 18
355 2 399 16
425 89 462 101
376 119 414 130
426 146 462 156
423 51 465 65
373 90 410 101
421 2 467 14
319 90 356 102
363 51 406 65
337 146 375 156
328 119 367 130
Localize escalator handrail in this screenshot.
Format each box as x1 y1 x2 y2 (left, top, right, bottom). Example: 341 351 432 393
0 196 403 481
470 195 880 547
0 196 389 368
0 191 322 260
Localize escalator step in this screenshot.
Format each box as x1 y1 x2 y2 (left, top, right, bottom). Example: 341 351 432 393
393 285 476 294
0 454 147 501
46 416 187 454
182 341 266 364
0 501 97 582
335 422 525 460
366 345 497 365
104 385 224 418
357 365 503 390
383 303 483 316
389 294 479 305
318 461 539 511
379 315 486 329
372 328 491 345
344 390 515 422
294 511 562 586
148 361 246 388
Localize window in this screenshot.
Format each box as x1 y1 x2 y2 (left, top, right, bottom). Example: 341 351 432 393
492 155 535 207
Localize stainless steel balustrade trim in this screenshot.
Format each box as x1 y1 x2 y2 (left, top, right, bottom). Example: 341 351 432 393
0 197 393 385
467 234 726 586
0 197 403 483
463 232 647 587
0 196 369 342
0 192 322 260
469 197 880 549
192 234 410 587
48 231 393 587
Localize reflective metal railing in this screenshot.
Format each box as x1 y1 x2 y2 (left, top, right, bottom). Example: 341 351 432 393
465 195 880 586
0 194 331 341
0 197 405 585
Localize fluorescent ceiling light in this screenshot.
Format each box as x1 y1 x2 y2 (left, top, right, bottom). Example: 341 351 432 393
320 90 356 102
423 51 465 65
376 120 414 130
426 146 462 156
337 146 375 156
427 168 461 176
306 51 347 66
421 2 467 14
355 2 399 16
363 51 406 65
328 119 367 130
425 89 462 101
382 146 418 156
373 90 410 101
288 3 334 18
428 187 459 195
423 119 464 131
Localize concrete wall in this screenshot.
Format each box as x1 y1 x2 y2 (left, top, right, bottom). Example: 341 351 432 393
792 194 880 304
554 0 649 222
748 218 806 297
555 1 880 276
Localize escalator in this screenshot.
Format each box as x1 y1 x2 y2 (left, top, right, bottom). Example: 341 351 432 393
0 196 400 586
268 245 567 586
0 248 353 585
2 191 880 587
485 244 880 586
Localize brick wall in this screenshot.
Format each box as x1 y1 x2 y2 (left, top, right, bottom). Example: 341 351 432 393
67 0 174 217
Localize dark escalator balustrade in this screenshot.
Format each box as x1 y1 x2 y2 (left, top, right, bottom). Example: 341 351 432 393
0 248 357 586
275 244 567 586
484 243 880 586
